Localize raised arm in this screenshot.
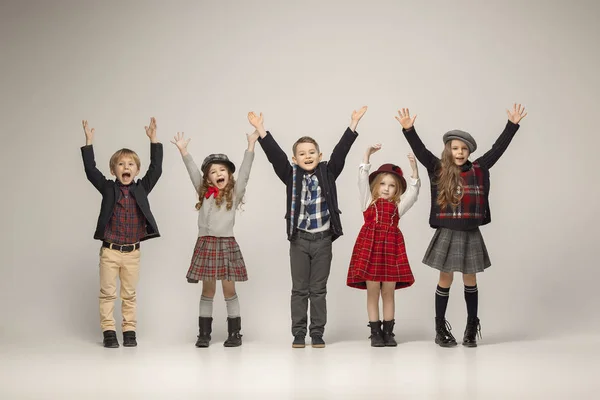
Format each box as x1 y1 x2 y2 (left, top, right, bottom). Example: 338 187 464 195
395 108 439 172
171 131 202 192
475 104 526 169
80 120 109 192
328 106 366 179
398 154 420 217
358 143 381 211
139 117 163 193
235 130 259 201
249 111 293 184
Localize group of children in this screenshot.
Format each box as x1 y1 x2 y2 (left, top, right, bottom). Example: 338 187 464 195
81 103 527 349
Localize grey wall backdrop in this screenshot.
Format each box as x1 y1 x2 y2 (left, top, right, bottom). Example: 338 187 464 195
1 0 598 344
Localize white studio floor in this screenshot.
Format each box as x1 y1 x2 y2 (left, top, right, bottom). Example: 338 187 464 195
1 333 598 399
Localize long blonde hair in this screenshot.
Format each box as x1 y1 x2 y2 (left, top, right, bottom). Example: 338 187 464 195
369 173 403 205
436 142 464 210
195 164 237 211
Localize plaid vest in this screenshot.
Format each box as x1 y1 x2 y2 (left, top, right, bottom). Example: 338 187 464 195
435 162 486 222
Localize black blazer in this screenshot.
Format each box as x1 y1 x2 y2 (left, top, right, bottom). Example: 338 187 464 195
81 143 163 242
258 128 358 242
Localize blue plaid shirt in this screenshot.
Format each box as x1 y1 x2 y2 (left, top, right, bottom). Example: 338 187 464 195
297 173 330 230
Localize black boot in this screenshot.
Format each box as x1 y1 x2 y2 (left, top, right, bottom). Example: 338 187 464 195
462 316 481 347
195 317 212 348
382 319 398 347
123 331 137 347
435 317 457 347
223 317 243 347
103 330 119 348
368 321 385 347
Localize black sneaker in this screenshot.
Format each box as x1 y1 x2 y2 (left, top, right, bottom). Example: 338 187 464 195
103 330 119 348
311 335 326 348
292 335 305 348
123 331 137 347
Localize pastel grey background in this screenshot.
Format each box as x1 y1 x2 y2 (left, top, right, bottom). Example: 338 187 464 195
1 0 598 345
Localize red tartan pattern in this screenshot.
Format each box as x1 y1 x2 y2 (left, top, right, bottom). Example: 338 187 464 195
104 185 146 244
347 198 414 290
436 163 486 220
186 236 248 282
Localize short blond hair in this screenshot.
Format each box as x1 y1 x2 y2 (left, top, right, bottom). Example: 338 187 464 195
109 148 141 172
292 136 320 156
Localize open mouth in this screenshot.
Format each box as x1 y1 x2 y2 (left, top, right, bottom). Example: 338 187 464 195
304 160 314 165
217 178 225 184
122 173 131 179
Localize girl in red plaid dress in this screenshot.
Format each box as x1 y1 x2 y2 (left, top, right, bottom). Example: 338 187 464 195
396 105 527 348
347 144 420 347
172 129 259 348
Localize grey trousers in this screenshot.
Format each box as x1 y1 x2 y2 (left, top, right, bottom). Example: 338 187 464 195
289 231 333 337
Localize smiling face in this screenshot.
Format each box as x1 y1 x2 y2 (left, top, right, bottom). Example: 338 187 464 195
370 173 403 204
207 163 231 190
292 142 322 172
450 139 471 166
110 155 140 185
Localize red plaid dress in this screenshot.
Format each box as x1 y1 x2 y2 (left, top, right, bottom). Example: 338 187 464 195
347 198 414 290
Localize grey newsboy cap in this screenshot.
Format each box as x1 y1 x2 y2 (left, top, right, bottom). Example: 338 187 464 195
443 130 477 153
201 153 236 173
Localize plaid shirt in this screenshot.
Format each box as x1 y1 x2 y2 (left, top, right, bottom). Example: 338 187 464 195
436 162 485 221
297 172 330 230
104 183 146 244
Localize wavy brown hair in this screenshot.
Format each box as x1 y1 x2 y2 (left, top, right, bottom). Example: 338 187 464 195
369 173 403 205
435 142 464 211
195 163 238 211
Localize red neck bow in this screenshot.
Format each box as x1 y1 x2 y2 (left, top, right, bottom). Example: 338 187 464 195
205 186 219 199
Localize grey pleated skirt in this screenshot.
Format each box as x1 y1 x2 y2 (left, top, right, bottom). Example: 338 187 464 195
423 227 491 274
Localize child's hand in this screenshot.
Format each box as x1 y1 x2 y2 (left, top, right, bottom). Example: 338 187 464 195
170 132 191 156
507 103 527 125
247 129 260 152
367 143 382 156
247 130 260 144
395 108 417 130
363 143 381 163
247 112 264 129
82 120 95 145
407 153 419 178
350 106 368 131
145 117 158 143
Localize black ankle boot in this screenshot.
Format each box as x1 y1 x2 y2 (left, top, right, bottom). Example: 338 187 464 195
103 330 119 348
368 321 385 347
435 317 457 347
382 319 397 347
223 317 243 347
123 331 137 347
195 317 213 348
462 316 481 347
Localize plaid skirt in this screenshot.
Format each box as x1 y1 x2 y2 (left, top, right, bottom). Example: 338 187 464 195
186 236 248 283
423 227 491 274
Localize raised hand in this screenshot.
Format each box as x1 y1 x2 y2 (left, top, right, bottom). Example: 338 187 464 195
395 108 417 130
363 143 381 163
82 120 95 145
350 106 368 131
145 117 158 143
247 112 264 129
506 103 527 124
407 153 419 178
247 129 260 151
170 132 191 156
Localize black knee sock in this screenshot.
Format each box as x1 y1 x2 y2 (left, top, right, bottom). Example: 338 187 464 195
435 285 451 319
464 285 478 318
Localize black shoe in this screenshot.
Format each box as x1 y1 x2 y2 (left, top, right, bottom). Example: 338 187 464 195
123 331 137 347
223 317 243 347
462 316 481 347
435 317 457 347
368 321 385 347
292 334 306 348
382 319 398 347
310 335 326 348
195 317 213 348
103 330 119 348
